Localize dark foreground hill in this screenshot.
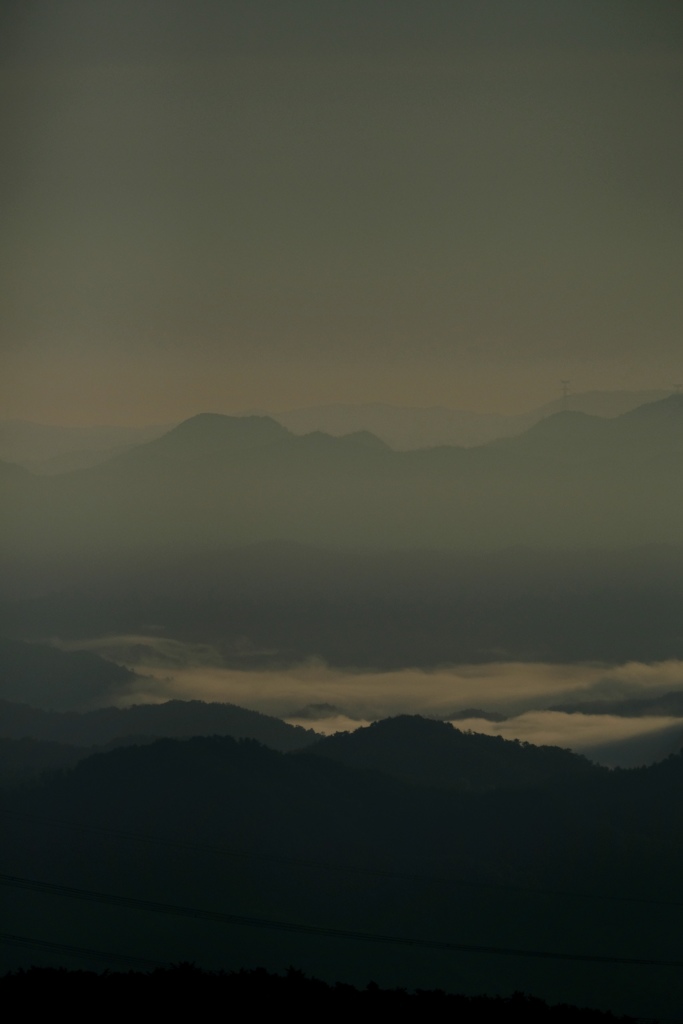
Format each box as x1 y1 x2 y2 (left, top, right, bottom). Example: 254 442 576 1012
2 734 683 1017
0 966 634 1021
305 716 602 792
0 697 313 751
0 736 87 783
0 707 604 789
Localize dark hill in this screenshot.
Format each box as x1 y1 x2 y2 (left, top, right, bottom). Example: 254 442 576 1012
0 697 313 751
6 732 683 877
4 735 683 1015
305 716 601 792
0 966 636 1020
0 735 86 783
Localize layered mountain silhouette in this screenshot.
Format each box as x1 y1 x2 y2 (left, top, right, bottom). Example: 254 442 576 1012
3 731 683 1015
0 697 313 751
1 391 670 468
3 397 683 583
274 390 674 448
0 704 603 788
0 693 317 783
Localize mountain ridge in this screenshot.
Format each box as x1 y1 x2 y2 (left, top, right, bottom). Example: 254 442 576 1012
3 396 683 575
304 715 601 793
0 696 314 751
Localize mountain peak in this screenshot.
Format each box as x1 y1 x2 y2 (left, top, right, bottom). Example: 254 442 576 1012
306 714 598 792
149 413 291 454
169 412 288 439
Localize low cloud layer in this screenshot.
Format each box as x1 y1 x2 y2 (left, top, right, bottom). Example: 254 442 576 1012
454 710 675 748
79 635 683 717
449 711 683 768
61 635 683 765
283 710 683 767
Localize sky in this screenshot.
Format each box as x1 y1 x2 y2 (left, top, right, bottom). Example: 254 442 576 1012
2 1 683 425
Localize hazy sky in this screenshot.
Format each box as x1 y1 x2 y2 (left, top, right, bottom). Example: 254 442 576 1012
2 1 683 424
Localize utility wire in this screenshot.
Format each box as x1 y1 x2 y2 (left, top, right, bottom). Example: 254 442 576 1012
0 932 166 970
2 873 682 969
1 805 679 910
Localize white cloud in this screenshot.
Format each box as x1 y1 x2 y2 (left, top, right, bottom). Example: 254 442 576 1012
80 635 683 720
450 710 680 750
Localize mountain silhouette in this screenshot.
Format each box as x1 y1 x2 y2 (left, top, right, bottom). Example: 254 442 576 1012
1 391 671 470
4 733 683 1015
273 391 673 450
305 715 600 792
4 397 683 592
0 697 314 751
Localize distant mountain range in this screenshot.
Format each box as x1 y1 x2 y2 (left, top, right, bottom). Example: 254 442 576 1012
274 390 674 449
1 390 672 472
3 397 683 582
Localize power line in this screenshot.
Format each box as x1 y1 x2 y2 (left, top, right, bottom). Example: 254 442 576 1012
1 805 680 910
0 932 166 971
2 873 682 969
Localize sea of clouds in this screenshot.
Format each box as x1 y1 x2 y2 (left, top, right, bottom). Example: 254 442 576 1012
60 634 683 767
